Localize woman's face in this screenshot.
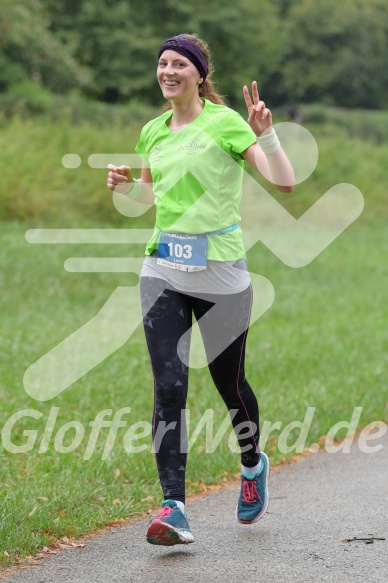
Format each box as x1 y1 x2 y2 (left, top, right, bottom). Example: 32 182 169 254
157 50 203 103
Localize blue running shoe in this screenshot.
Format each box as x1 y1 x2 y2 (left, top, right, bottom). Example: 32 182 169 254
146 500 195 546
236 452 270 524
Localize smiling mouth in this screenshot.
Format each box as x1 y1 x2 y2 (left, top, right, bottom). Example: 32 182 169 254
164 81 180 87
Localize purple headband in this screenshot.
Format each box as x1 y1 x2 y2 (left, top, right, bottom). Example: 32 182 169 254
158 36 208 82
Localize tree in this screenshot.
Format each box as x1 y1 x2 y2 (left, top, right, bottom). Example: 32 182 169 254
4 0 388 110
278 0 388 108
0 0 87 93
40 0 280 109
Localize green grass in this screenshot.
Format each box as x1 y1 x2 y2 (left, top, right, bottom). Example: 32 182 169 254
1 216 387 565
1 112 388 566
1 108 388 225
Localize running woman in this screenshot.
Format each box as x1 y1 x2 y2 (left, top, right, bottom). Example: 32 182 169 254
107 33 295 546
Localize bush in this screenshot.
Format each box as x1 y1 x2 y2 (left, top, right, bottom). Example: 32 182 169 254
300 105 388 144
0 81 55 115
0 87 159 127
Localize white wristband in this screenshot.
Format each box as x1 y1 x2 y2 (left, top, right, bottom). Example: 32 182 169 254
257 128 280 154
125 178 142 199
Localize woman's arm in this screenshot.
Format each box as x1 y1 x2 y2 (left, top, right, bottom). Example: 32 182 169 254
107 164 155 204
241 81 295 193
241 142 295 193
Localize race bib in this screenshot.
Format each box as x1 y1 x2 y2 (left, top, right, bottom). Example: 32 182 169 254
157 231 208 271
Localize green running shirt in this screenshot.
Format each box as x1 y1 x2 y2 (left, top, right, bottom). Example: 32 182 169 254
135 98 256 261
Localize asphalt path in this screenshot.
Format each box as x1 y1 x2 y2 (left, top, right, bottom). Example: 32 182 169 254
2 429 387 582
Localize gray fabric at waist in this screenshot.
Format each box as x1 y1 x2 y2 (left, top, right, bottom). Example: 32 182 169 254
140 254 251 295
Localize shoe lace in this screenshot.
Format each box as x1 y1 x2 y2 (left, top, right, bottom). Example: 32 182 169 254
158 505 173 518
242 478 262 504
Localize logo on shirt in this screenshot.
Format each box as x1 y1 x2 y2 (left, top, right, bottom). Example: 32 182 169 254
178 139 207 154
150 141 163 162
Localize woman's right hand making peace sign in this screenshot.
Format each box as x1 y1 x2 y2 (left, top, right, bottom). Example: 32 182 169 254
243 81 273 137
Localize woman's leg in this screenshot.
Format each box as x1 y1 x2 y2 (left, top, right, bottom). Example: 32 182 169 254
140 276 192 504
191 284 261 468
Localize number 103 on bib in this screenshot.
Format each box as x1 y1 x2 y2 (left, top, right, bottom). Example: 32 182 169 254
168 242 193 259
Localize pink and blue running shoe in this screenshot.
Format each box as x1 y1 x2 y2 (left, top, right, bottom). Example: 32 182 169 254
236 452 270 524
146 500 195 546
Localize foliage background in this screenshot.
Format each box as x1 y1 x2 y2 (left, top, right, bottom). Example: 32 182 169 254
1 0 388 566
1 0 388 113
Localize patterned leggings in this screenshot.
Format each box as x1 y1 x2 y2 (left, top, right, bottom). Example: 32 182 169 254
140 276 261 504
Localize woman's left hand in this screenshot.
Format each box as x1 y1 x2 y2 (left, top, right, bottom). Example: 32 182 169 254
243 81 273 136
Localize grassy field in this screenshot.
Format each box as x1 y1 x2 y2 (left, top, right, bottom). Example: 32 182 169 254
0 112 387 566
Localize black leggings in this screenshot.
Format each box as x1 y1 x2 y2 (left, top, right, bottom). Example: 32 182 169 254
140 276 261 504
